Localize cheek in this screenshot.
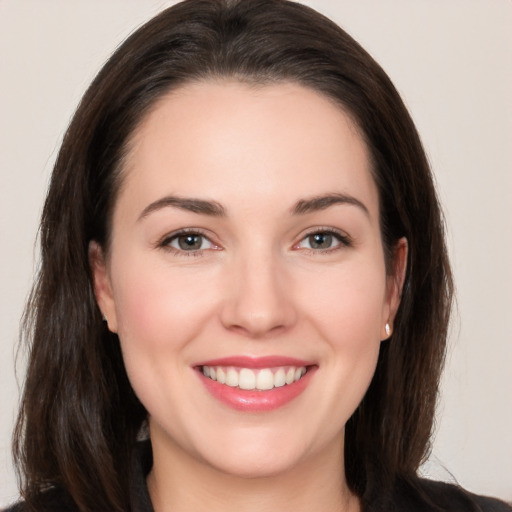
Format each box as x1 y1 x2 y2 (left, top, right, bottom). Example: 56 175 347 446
108 256 221 415
110 254 218 354
297 258 386 398
298 259 388 341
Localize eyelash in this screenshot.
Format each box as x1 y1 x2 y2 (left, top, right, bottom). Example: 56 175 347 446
158 228 218 258
157 227 352 257
293 227 352 254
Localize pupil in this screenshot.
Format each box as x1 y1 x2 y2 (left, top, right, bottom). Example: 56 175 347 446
310 233 332 249
178 235 201 250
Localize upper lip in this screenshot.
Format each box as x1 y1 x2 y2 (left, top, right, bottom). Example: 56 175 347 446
195 355 315 369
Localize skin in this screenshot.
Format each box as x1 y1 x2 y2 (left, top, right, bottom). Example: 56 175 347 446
91 81 407 512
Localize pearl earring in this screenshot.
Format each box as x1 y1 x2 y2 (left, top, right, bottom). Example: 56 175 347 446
385 323 391 337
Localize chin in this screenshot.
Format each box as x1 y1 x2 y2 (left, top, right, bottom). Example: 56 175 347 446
192 425 321 480
204 451 303 480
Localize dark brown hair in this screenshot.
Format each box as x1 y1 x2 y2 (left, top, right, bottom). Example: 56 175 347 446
14 1 452 510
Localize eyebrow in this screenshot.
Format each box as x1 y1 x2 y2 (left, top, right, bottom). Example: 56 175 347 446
291 193 369 217
138 196 226 220
138 192 369 221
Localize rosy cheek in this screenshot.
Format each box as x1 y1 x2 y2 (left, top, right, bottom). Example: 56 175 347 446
299 263 385 334
110 259 166 339
111 258 218 350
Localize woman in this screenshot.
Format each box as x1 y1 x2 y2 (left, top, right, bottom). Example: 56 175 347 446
5 0 511 511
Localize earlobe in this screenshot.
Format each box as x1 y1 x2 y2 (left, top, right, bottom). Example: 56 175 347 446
88 241 118 333
383 237 408 339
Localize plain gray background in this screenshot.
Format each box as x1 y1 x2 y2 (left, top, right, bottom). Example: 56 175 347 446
1 0 511 506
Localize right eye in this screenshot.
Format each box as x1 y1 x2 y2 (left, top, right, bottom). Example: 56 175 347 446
163 232 217 253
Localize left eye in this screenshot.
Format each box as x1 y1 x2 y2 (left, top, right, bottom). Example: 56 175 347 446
297 231 345 250
167 233 215 251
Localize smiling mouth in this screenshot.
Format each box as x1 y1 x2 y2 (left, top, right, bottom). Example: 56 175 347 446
201 365 308 391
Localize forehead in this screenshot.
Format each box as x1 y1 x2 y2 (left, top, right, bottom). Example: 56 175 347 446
119 80 378 220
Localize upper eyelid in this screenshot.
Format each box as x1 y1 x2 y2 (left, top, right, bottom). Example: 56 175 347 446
159 227 215 244
296 226 351 241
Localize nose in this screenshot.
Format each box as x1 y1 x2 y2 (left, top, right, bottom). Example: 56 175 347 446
220 251 297 338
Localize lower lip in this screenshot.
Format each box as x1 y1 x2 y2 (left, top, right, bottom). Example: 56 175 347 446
197 367 316 412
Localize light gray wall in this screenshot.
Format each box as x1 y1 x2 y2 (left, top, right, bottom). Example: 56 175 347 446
1 0 511 506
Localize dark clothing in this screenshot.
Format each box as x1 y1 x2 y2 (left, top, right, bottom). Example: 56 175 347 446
4 441 511 511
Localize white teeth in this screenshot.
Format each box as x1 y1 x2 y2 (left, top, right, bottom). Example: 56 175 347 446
226 368 239 387
256 369 274 390
239 368 256 390
274 368 286 388
216 367 226 384
201 365 308 390
294 367 305 381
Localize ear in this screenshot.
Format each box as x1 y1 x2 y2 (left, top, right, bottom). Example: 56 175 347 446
89 241 118 333
381 237 408 339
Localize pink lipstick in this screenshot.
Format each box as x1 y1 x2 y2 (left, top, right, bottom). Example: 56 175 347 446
195 356 316 412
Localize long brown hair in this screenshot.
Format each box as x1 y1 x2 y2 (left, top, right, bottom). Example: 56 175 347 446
14 1 453 510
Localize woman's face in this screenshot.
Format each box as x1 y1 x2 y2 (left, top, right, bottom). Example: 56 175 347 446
92 81 405 478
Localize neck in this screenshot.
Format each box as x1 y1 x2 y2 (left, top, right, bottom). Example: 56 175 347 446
147 432 360 512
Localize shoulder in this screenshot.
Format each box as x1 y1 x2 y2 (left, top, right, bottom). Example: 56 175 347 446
387 477 512 512
2 488 78 512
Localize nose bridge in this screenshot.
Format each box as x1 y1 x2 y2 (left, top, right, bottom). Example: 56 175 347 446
221 243 296 337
